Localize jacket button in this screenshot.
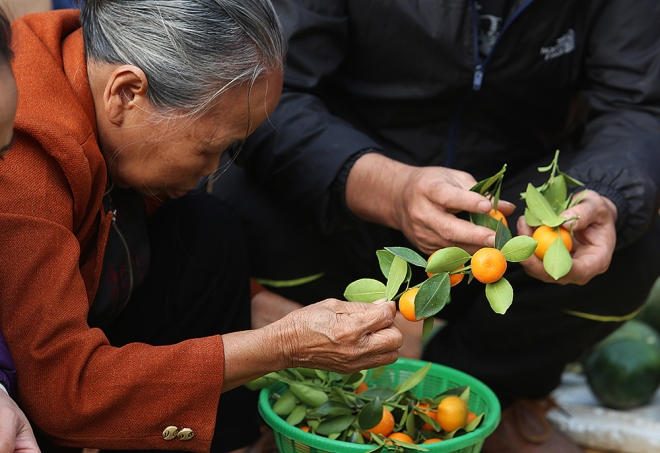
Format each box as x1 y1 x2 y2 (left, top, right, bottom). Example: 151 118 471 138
177 428 195 441
162 426 178 440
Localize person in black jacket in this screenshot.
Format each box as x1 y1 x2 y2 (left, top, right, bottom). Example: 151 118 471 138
211 1 660 451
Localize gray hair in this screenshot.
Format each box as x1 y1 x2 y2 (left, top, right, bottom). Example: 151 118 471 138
80 0 285 119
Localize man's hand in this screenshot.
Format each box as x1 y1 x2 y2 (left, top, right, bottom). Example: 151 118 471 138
0 390 40 453
517 190 618 285
346 153 515 255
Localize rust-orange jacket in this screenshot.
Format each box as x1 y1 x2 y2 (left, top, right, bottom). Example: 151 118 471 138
0 11 224 451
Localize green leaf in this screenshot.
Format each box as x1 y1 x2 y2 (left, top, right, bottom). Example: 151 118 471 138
405 411 417 440
384 247 428 268
523 207 543 227
465 412 484 432
243 373 278 391
331 386 352 407
289 382 329 408
500 236 538 262
289 368 306 381
472 211 505 232
486 215 503 232
376 250 395 279
543 236 573 280
344 278 387 302
415 273 451 319
315 414 356 436
421 317 435 340
416 409 440 431
313 401 354 417
348 429 365 444
358 396 384 430
370 366 386 380
273 390 297 416
285 404 307 425
524 184 565 227
344 371 365 386
470 164 507 195
485 278 514 314
386 256 408 301
364 445 383 453
543 174 567 210
494 220 512 250
470 212 488 227
388 439 428 451
434 385 469 401
559 171 585 188
567 190 586 209
291 367 321 379
425 247 471 274
254 273 324 288
359 386 397 401
395 362 431 395
537 162 554 172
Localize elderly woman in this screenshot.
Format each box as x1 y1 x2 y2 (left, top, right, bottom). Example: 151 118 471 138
0 1 402 452
0 9 40 453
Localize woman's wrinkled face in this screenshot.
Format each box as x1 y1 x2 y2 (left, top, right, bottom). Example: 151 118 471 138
0 63 17 159
103 70 282 198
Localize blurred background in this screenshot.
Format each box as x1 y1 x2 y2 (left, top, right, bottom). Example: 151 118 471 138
0 0 76 20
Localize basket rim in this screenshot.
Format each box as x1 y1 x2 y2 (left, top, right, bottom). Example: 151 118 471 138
258 357 501 452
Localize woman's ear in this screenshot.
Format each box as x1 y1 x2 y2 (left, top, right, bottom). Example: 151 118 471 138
103 65 149 125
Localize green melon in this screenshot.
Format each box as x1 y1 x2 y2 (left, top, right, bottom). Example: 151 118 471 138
584 333 660 410
599 318 660 352
635 276 660 335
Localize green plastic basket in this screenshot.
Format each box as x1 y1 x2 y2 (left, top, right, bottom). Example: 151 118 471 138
259 358 501 453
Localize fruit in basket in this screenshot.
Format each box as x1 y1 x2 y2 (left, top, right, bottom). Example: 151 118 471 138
415 402 437 430
386 432 414 444
584 321 660 410
436 395 469 432
422 438 443 444
365 408 395 437
253 359 495 448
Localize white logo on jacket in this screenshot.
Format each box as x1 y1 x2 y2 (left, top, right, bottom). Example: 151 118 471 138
540 29 575 61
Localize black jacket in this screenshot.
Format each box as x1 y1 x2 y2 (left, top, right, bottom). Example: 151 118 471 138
239 0 660 247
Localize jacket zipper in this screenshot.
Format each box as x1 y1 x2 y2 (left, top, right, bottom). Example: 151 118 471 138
111 209 135 303
471 0 536 91
446 0 536 167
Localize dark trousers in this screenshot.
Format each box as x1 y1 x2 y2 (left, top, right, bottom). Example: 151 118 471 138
102 193 261 452
212 158 660 409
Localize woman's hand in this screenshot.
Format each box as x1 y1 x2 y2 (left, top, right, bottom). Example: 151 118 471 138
0 390 40 453
517 190 618 285
346 153 516 255
222 299 402 391
276 299 402 373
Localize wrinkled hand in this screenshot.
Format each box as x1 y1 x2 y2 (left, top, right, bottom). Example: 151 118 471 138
0 391 40 453
278 298 402 374
346 154 515 255
517 190 617 285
